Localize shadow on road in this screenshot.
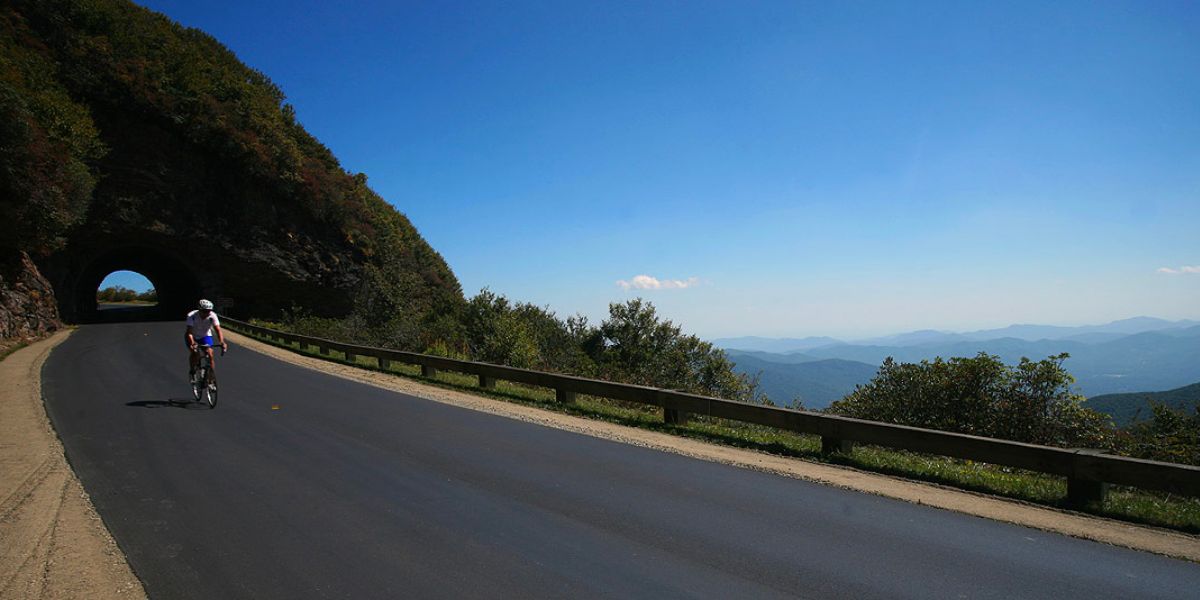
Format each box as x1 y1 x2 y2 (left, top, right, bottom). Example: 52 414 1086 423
126 399 207 410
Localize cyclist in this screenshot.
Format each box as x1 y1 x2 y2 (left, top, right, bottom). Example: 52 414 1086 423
186 299 228 381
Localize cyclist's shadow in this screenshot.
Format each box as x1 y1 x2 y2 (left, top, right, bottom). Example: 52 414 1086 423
126 399 209 410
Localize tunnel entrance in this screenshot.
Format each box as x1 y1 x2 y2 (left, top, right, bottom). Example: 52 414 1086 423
66 246 204 323
95 270 159 321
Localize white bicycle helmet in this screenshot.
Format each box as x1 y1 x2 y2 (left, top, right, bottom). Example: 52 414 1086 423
198 299 214 310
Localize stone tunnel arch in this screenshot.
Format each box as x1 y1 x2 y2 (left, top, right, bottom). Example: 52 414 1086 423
60 246 206 323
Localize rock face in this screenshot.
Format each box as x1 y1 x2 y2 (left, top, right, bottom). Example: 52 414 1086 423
0 251 61 341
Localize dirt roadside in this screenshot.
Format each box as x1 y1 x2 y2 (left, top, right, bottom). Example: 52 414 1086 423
0 330 146 600
228 330 1200 563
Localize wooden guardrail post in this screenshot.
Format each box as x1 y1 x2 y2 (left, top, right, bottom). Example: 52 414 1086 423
556 389 577 404
663 408 688 425
319 345 329 356
378 357 390 370
1067 479 1108 509
822 437 855 456
299 340 309 351
479 375 496 389
1067 448 1109 509
657 390 689 425
422 365 438 378
345 351 357 364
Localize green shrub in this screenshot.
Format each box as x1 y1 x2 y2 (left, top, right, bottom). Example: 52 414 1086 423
585 298 757 402
462 289 591 373
828 353 1114 448
1122 403 1200 466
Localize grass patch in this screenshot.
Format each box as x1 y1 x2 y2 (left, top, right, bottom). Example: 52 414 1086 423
0 340 30 362
233 326 1200 535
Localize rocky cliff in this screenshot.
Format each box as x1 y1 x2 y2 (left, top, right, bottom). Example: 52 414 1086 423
0 252 61 342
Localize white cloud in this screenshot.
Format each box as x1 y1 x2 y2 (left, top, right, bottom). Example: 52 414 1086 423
1157 265 1200 275
616 274 701 290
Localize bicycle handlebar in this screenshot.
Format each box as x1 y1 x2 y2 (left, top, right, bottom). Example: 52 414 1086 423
194 344 227 355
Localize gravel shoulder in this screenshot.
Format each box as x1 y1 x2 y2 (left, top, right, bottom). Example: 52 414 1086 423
227 330 1200 563
0 330 145 600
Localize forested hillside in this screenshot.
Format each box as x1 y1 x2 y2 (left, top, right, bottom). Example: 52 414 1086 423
1 0 461 332
1085 382 1200 426
726 352 877 409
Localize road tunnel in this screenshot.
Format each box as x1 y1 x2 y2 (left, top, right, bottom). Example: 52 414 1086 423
60 246 204 323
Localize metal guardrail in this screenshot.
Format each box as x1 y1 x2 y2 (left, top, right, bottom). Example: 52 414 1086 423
223 318 1200 507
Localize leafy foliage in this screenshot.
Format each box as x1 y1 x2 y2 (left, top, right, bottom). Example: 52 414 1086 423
459 290 591 372
583 299 757 401
0 7 105 254
1121 404 1200 466
273 293 760 404
828 353 1115 448
96 285 156 303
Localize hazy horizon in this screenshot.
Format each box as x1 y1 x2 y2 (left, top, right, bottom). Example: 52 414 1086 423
710 315 1200 344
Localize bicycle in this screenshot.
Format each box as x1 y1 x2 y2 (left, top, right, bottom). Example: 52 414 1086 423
191 343 225 409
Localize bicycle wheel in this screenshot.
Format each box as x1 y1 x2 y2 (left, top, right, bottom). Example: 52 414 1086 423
191 368 204 402
205 374 218 409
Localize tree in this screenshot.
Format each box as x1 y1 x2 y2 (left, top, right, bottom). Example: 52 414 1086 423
588 299 757 402
828 353 1114 448
97 285 137 302
0 7 105 255
460 289 590 372
1123 403 1200 466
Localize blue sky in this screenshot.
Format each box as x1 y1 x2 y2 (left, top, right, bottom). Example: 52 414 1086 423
108 0 1199 339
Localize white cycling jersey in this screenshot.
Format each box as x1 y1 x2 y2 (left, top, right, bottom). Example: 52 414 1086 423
186 310 221 339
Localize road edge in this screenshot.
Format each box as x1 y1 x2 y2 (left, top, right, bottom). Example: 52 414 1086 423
0 330 147 600
225 329 1200 563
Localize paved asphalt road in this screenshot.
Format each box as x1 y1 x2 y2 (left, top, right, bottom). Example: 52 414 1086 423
43 322 1200 599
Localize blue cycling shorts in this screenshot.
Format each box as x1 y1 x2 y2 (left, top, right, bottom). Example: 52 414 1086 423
196 335 214 347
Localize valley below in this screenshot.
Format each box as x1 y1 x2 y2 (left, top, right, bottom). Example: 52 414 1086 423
721 318 1200 417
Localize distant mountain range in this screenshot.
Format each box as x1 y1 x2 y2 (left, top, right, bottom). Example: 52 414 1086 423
715 317 1200 351
712 336 843 354
718 318 1200 409
1084 382 1200 427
